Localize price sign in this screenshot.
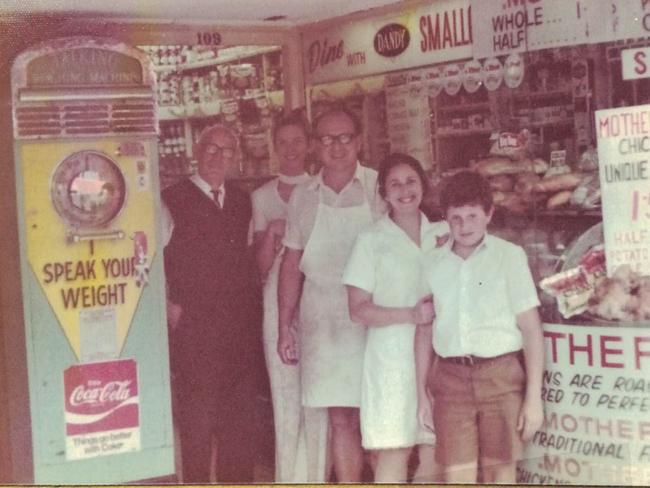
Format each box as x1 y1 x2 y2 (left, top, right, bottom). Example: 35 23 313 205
595 105 650 275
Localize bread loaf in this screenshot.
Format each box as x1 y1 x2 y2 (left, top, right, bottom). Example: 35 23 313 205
533 173 583 193
546 190 573 209
514 172 541 194
489 175 514 192
474 157 548 177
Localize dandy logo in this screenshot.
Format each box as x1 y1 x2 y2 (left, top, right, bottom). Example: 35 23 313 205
70 380 132 407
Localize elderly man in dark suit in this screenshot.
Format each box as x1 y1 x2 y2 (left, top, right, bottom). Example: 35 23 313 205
162 123 262 483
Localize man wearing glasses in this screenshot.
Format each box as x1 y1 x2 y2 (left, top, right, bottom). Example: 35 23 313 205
162 124 262 483
278 107 384 482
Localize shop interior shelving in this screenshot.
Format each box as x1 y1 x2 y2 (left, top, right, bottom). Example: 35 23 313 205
140 44 284 189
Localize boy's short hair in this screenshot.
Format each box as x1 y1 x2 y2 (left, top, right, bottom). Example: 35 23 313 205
440 170 493 213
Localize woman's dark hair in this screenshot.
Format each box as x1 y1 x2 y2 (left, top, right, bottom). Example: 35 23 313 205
440 170 493 213
272 109 310 142
377 152 431 208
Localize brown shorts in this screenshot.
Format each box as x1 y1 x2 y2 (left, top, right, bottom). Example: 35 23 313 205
427 351 525 466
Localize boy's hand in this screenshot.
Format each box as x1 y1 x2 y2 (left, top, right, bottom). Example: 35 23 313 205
417 398 435 433
517 395 543 442
412 295 435 324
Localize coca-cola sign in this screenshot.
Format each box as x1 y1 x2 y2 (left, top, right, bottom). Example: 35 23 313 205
64 359 139 436
374 23 410 58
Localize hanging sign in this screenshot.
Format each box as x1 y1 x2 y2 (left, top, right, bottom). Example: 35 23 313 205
517 323 650 486
622 47 650 81
504 53 525 88
595 104 650 276
443 63 462 95
462 59 484 93
424 65 444 97
483 57 504 91
304 0 472 85
471 0 592 59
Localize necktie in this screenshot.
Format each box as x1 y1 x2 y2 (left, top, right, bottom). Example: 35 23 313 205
211 189 222 209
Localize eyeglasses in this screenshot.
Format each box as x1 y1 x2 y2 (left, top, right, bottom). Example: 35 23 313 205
203 143 236 158
316 133 356 146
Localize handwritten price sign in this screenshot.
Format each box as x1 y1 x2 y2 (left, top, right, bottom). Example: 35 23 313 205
595 105 650 276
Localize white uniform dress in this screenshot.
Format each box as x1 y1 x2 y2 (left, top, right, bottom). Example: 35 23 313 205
251 176 328 482
342 213 448 449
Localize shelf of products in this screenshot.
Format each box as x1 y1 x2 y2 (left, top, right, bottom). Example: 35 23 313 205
139 44 285 188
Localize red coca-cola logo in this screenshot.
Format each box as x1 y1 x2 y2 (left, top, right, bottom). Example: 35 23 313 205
64 360 139 436
70 380 132 406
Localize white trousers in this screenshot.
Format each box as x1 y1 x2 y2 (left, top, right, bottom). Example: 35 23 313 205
263 258 329 482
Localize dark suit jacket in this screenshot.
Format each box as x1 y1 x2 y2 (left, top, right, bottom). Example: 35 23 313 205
162 178 262 387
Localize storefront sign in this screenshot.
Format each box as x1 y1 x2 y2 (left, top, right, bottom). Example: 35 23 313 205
304 0 472 85
64 359 140 460
517 323 650 485
21 140 157 360
472 0 591 59
374 23 410 57
622 47 650 81
595 104 650 276
385 80 434 170
26 48 142 88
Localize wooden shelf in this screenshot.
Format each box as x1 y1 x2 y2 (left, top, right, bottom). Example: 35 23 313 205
513 89 572 101
153 46 281 73
435 128 494 138
438 102 490 114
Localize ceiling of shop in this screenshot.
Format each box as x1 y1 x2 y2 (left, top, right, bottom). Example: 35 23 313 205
1 0 404 26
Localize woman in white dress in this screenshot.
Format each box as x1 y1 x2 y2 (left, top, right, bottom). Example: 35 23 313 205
342 153 446 482
251 113 327 482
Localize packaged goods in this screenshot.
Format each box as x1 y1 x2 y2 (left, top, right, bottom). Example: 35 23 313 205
489 129 531 161
540 247 606 318
570 173 601 209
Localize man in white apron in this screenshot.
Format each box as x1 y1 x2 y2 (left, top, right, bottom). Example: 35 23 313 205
278 107 384 482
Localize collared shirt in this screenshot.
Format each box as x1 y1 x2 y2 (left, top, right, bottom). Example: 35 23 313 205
160 174 225 246
424 233 540 358
283 162 385 250
343 213 448 308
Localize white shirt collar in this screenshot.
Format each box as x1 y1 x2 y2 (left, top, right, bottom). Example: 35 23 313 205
190 174 225 201
444 232 491 258
307 161 363 191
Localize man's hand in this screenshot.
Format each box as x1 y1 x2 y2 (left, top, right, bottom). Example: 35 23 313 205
278 324 299 365
167 300 182 331
517 395 544 442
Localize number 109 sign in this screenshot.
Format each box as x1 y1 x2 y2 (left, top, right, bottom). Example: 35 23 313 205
595 105 650 276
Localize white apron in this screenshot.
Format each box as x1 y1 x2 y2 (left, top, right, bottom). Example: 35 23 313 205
298 189 373 407
262 251 328 482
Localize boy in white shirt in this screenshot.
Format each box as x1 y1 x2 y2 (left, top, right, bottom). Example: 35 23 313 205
415 170 544 483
